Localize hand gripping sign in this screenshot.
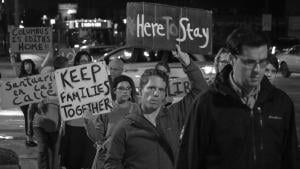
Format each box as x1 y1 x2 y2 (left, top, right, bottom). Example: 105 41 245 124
55 62 113 121
126 2 212 54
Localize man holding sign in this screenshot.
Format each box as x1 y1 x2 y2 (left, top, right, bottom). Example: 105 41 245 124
104 45 208 169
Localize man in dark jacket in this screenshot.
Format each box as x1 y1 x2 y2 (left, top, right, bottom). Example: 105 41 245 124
104 45 208 169
176 27 299 169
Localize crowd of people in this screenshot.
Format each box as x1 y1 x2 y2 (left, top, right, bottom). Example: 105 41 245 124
8 26 298 169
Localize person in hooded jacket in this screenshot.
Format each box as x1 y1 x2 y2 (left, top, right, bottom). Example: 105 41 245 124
104 44 208 169
176 26 298 169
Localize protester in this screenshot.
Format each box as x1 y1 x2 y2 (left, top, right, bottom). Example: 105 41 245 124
30 66 59 169
53 56 69 70
61 51 96 169
155 61 173 106
19 59 39 147
177 27 298 169
155 61 170 76
83 75 137 169
104 45 208 169
214 47 233 73
265 54 279 83
108 59 124 84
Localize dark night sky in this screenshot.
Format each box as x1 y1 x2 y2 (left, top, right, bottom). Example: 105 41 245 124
19 0 289 18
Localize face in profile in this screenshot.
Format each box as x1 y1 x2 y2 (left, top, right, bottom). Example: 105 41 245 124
141 76 166 113
217 52 232 72
265 63 277 83
114 81 132 104
232 45 268 88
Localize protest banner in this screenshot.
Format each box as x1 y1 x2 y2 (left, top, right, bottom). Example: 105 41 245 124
55 62 112 121
168 77 190 98
126 2 212 54
10 27 52 53
0 73 57 108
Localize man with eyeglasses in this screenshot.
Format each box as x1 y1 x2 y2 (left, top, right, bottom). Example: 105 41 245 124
177 27 298 169
104 45 208 169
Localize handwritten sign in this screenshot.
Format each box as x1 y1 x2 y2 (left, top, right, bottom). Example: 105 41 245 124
10 27 52 53
126 2 212 54
168 77 190 98
0 73 57 108
55 62 113 121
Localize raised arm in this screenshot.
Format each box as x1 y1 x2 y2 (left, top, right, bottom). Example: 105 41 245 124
169 45 209 129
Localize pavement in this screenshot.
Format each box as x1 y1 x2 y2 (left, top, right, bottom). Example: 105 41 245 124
0 112 38 169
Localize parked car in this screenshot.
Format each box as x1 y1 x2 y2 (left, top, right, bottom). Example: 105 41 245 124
98 45 216 89
276 45 300 77
271 36 299 54
80 45 116 60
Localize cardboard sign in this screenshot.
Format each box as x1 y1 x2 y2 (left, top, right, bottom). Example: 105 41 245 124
0 73 57 108
126 2 212 54
10 27 52 53
55 62 112 121
168 77 190 98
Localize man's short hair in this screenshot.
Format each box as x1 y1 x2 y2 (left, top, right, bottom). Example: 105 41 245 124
155 62 170 73
140 69 169 91
226 26 269 56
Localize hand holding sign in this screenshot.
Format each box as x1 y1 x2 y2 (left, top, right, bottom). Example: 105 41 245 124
172 44 191 66
82 108 93 121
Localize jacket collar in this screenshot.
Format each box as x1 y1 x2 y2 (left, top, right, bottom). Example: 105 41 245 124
213 65 276 106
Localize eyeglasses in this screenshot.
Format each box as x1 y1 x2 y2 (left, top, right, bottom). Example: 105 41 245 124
238 57 268 68
117 87 132 91
148 86 166 94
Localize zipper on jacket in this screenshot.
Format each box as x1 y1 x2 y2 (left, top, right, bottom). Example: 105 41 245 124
250 109 257 163
257 107 264 151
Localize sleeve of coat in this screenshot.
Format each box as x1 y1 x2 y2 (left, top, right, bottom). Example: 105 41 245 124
176 92 211 169
168 60 209 129
104 121 126 169
84 114 107 143
281 98 299 169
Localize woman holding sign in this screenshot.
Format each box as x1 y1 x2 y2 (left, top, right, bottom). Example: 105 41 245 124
83 75 137 169
19 59 39 147
61 51 96 169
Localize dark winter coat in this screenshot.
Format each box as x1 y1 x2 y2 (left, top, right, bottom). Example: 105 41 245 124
104 60 208 169
177 65 298 169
